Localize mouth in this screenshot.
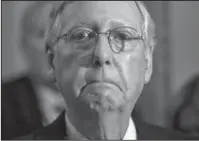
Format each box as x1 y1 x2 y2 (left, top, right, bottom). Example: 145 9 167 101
80 80 123 95
78 80 126 111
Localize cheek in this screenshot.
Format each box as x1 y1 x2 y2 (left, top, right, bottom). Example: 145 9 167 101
115 50 146 100
53 44 91 101
125 55 145 87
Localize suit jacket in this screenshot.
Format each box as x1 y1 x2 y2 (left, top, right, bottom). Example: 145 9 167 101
16 112 198 140
2 76 43 140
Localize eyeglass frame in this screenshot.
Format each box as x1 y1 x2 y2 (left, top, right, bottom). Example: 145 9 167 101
56 26 144 53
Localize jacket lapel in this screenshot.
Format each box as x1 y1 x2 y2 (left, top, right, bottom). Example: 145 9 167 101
33 113 149 140
33 112 181 140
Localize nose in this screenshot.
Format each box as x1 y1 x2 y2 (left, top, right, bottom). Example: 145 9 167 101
92 36 112 68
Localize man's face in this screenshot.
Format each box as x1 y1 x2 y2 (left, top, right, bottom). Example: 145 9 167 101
48 1 153 139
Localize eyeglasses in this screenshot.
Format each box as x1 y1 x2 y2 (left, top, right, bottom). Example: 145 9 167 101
57 26 144 53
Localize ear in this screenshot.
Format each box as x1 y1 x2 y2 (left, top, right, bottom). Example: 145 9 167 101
144 46 154 84
46 44 56 83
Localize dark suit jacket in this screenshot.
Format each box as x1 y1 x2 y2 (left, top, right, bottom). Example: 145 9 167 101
2 77 198 140
2 76 43 140
16 112 198 140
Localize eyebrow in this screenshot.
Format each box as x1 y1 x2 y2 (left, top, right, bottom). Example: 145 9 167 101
61 20 140 35
60 15 141 34
80 19 139 31
108 20 131 28
79 22 94 28
106 19 140 32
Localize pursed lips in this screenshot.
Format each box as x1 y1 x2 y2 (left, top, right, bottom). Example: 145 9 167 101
81 80 124 94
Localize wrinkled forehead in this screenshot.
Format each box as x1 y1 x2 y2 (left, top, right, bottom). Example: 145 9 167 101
59 1 143 32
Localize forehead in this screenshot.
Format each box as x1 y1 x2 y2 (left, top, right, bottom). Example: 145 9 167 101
60 1 142 31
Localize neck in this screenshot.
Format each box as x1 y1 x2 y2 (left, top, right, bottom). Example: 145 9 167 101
65 110 130 140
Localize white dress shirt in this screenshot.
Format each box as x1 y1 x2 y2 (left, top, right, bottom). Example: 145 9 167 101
123 117 137 140
65 114 137 140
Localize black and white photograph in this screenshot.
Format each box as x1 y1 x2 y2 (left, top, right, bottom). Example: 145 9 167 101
1 1 199 140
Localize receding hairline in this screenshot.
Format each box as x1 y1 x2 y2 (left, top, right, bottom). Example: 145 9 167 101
46 1 156 50
50 1 145 21
47 1 149 36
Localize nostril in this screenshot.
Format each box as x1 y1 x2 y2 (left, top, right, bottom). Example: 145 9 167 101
105 60 110 65
93 59 101 67
92 57 111 67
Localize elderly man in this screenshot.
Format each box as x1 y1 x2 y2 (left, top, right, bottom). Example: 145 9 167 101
17 1 191 140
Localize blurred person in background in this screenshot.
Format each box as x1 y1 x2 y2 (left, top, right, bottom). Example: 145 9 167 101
2 1 65 139
173 74 199 138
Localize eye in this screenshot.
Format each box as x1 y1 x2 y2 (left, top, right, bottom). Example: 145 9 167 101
114 32 132 41
67 27 95 43
71 31 90 41
109 27 143 52
111 27 141 42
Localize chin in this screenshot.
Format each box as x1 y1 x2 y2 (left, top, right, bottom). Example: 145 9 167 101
68 82 130 139
73 98 130 140
78 84 127 112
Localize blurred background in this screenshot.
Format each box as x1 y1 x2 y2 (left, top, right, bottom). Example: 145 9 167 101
2 1 199 139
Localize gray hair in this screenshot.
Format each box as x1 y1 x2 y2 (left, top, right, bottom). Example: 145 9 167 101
45 1 156 52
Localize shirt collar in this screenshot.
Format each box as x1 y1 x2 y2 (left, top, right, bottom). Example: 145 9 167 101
123 117 137 140
65 114 137 140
